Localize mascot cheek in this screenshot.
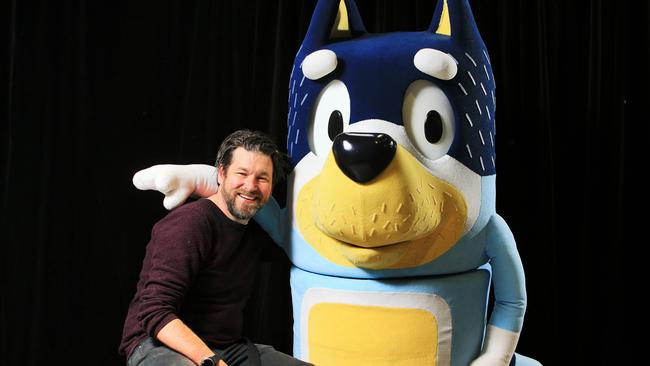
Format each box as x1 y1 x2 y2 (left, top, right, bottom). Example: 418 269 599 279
295 146 467 270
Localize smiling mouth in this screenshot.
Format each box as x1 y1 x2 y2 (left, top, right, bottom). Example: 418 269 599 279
335 239 411 268
237 192 260 202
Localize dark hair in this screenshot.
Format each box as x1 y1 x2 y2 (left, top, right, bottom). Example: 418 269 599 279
215 129 290 186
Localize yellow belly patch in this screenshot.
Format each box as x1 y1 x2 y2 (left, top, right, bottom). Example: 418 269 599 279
307 303 438 365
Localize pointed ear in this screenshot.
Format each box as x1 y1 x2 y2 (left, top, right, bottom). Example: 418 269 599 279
329 0 366 39
429 0 451 36
302 0 367 50
428 0 481 43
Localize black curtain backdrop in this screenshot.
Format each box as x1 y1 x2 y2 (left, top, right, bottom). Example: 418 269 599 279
2 1 645 365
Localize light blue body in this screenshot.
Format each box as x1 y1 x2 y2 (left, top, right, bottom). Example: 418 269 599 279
252 0 538 364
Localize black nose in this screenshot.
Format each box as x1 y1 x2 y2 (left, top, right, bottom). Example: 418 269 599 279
332 133 397 183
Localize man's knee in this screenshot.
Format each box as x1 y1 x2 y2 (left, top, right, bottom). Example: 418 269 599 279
256 344 313 366
143 353 194 366
133 339 194 366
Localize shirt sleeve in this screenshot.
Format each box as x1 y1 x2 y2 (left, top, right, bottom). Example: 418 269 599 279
135 205 213 337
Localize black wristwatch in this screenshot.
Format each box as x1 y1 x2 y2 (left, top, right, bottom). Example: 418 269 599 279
200 355 220 366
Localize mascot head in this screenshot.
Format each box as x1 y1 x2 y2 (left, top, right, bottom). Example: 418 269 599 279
285 0 497 275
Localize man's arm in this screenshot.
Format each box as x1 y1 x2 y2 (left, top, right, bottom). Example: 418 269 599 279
136 206 226 366
157 319 227 366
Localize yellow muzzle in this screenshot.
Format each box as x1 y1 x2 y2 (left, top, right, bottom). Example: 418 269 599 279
296 145 467 269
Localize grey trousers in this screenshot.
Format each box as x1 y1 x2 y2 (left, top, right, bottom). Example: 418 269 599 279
127 337 313 366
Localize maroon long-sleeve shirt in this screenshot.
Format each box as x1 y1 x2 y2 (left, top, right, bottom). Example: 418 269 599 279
119 198 268 359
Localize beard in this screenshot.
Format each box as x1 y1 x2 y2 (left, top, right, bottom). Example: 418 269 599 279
223 188 265 221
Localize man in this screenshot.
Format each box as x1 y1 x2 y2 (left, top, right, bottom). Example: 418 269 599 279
119 130 311 366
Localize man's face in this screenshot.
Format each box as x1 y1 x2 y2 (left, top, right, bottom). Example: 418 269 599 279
218 147 273 223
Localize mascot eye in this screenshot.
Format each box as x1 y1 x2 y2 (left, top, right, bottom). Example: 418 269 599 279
424 110 443 143
328 110 344 140
403 80 455 160
309 80 350 157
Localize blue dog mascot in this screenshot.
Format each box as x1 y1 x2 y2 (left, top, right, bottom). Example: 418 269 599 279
133 1 541 365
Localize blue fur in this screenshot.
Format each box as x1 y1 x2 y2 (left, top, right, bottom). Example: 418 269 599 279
287 0 496 175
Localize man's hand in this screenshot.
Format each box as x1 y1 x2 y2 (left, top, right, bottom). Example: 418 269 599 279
132 164 218 210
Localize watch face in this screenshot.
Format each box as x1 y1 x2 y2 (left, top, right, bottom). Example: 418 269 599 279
200 356 216 366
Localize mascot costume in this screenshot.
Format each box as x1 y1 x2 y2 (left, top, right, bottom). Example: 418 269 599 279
133 0 541 365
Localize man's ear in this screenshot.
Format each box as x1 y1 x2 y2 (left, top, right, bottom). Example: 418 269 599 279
217 165 225 186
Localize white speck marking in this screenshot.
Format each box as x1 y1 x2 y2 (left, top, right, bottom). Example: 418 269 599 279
465 113 474 127
465 52 477 67
483 49 491 64
467 71 476 86
458 82 468 96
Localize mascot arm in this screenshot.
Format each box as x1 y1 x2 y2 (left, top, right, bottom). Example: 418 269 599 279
253 196 289 249
471 213 527 366
132 164 218 210
132 163 288 247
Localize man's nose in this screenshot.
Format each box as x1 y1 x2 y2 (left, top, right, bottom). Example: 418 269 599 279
242 176 258 191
